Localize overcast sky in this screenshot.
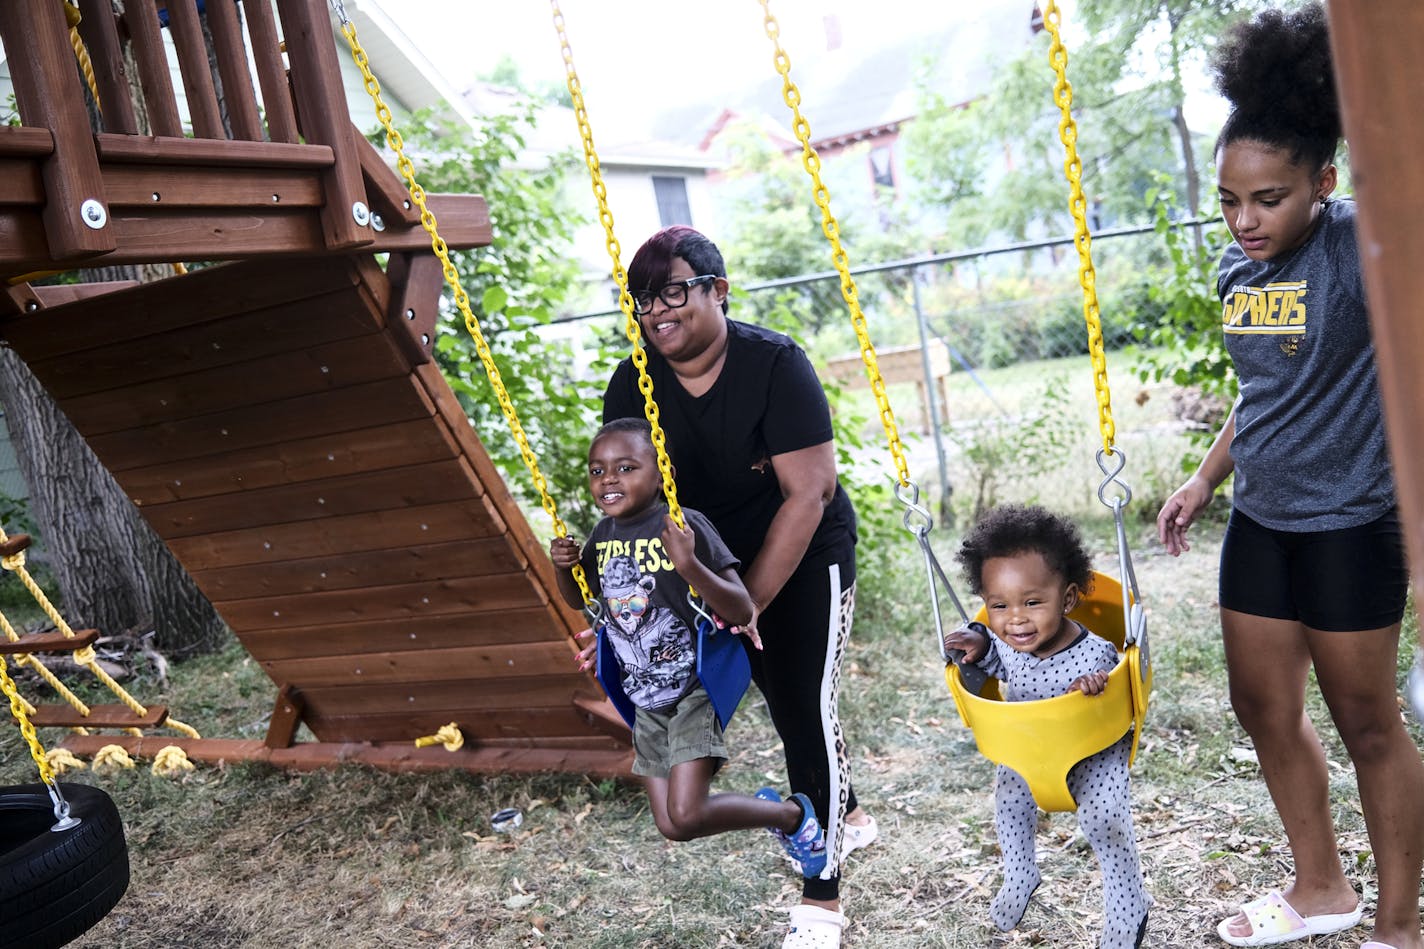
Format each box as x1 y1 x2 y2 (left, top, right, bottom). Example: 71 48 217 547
374 1 1225 142
386 1 1048 104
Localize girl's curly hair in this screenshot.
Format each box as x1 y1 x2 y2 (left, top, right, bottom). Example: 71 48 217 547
1213 2 1339 171
954 504 1093 596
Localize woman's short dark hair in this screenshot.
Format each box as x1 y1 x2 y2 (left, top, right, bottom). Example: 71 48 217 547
954 504 1094 596
627 226 729 315
1213 2 1339 171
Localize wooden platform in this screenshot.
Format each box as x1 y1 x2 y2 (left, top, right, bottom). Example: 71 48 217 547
0 255 631 775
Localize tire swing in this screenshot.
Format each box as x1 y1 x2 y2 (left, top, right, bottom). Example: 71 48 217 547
1 654 128 948
759 0 1149 813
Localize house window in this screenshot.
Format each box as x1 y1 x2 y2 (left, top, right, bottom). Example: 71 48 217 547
869 146 895 189
653 176 692 227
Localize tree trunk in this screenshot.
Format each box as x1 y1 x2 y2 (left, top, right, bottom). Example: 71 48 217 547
1172 103 1204 254
0 348 225 656
1165 8 1203 252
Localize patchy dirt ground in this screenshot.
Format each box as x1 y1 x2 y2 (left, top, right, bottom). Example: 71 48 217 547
4 521 1419 947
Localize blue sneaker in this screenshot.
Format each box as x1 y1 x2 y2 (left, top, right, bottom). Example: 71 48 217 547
756 787 827 878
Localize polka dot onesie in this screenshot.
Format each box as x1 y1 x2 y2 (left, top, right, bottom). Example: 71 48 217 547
975 623 1150 948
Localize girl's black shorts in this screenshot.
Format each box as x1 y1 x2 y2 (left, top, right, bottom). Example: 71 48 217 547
1218 506 1408 631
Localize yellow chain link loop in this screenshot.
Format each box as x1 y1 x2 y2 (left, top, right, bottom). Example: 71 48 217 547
1044 1 1116 455
333 15 600 613
758 1 911 487
549 3 688 531
1 653 56 785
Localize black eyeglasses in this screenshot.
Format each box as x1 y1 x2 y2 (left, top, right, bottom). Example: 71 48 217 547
631 275 717 315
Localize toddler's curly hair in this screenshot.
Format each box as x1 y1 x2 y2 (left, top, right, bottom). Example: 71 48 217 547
955 504 1093 596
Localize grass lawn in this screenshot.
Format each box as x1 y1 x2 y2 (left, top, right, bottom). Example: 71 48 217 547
2 505 1419 948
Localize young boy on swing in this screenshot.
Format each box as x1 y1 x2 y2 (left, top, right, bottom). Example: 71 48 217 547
943 504 1149 948
549 417 827 876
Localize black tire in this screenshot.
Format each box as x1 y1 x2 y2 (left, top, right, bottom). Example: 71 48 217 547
0 783 129 949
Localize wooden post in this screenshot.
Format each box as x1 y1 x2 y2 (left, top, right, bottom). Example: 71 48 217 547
276 0 371 250
76 0 139 134
1325 1 1424 619
0 0 115 261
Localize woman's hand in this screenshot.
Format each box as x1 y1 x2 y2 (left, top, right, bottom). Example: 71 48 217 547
1069 670 1109 695
732 602 763 651
572 627 596 672
1156 475 1215 556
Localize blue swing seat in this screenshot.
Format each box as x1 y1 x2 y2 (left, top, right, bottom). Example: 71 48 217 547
596 618 751 732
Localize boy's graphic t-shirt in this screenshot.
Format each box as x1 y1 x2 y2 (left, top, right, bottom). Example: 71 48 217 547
580 504 738 712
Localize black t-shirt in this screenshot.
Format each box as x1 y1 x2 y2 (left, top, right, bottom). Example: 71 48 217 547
603 319 857 569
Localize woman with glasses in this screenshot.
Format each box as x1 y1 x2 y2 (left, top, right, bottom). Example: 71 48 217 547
601 225 870 949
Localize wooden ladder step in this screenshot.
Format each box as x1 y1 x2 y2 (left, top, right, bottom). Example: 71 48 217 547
0 628 100 655
27 703 169 729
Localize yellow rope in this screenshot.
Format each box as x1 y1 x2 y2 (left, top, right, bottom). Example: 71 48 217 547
758 1 911 488
4 549 75 636
151 745 195 776
91 743 136 772
46 746 87 774
0 531 200 739
414 722 464 751
0 604 92 717
550 2 688 531
333 14 598 612
63 2 103 117
1043 0 1115 455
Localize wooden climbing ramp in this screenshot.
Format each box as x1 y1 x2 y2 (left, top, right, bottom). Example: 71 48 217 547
0 0 631 776
0 255 632 776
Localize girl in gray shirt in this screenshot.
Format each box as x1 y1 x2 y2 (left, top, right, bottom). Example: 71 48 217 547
1155 5 1420 947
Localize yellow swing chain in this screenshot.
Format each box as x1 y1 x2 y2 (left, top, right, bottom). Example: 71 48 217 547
1 652 57 786
330 2 601 608
1043 0 1116 456
759 0 911 490
548 3 687 531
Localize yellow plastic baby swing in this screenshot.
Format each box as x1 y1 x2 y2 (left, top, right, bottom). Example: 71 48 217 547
944 2 1150 813
757 0 1150 813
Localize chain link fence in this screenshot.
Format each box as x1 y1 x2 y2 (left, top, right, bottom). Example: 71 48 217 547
554 221 1224 530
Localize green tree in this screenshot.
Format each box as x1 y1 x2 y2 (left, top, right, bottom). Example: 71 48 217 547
717 119 851 326
1135 178 1235 459
372 104 615 537
903 0 1266 248
717 117 913 333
